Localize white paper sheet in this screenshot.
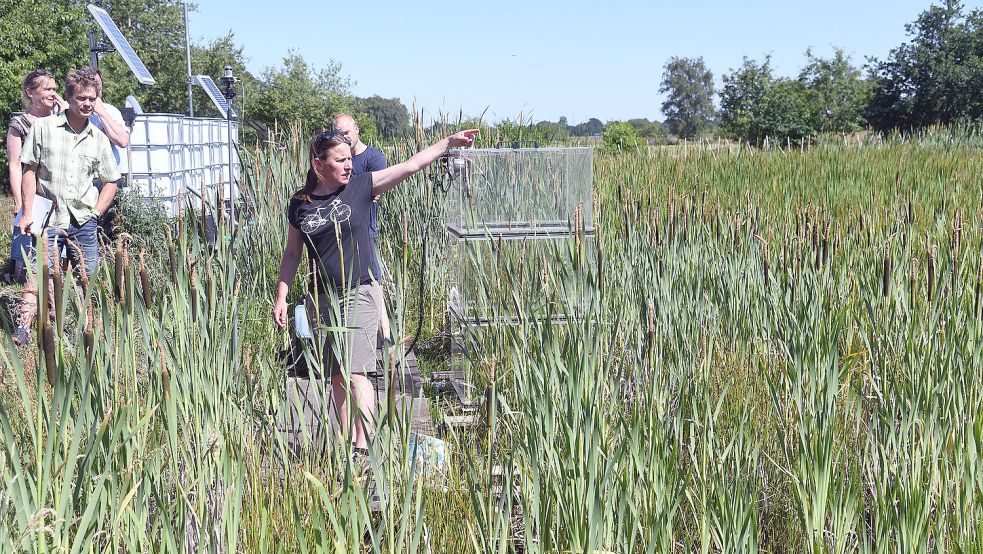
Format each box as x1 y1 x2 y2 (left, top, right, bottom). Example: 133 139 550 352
12 196 53 231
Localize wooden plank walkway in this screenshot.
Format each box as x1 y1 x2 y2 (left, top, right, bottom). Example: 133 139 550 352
277 349 434 452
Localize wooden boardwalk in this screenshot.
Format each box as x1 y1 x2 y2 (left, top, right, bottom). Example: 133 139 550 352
277 349 434 451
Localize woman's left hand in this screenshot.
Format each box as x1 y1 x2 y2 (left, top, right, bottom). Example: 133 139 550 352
448 129 479 148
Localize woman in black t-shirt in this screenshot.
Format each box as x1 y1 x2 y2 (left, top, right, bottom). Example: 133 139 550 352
273 127 477 450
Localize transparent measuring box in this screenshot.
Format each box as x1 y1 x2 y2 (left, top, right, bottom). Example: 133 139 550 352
445 147 594 239
446 233 597 326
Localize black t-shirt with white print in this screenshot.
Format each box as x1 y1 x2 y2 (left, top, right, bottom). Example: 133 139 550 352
288 172 374 292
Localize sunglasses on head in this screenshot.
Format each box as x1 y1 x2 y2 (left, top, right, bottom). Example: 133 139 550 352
313 128 351 157
320 128 349 141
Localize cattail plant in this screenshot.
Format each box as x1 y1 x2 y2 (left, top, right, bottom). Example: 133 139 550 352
167 226 178 280
115 237 125 303
139 249 153 309
37 240 55 385
52 242 64 335
883 242 892 298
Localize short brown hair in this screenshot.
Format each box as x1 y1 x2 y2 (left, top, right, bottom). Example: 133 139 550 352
64 68 100 99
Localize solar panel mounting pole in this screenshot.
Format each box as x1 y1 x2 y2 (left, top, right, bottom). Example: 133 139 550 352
88 32 115 69
183 2 194 116
220 65 239 372
88 33 98 68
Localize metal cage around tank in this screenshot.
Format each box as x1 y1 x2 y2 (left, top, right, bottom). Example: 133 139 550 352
445 147 595 327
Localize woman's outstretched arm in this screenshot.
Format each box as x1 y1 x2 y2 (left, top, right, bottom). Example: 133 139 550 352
371 129 478 196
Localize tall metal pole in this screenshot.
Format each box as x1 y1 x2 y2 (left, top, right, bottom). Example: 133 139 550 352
88 32 99 69
220 66 238 371
183 2 194 116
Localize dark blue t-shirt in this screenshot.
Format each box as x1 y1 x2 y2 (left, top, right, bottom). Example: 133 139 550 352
352 146 388 238
288 173 374 292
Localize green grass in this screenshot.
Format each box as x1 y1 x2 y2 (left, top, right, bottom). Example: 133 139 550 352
0 128 982 552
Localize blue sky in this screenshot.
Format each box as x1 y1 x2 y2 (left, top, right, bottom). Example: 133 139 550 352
189 0 978 124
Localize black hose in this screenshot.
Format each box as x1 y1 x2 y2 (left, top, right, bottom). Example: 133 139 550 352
404 232 427 357
403 158 447 357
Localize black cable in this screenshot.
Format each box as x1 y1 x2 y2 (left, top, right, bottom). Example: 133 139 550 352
404 231 427 357
404 157 451 357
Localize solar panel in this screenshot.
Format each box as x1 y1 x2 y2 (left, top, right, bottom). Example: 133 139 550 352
87 5 156 85
194 75 235 118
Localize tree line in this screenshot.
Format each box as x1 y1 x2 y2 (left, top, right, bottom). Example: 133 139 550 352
1 0 979 156
658 0 982 145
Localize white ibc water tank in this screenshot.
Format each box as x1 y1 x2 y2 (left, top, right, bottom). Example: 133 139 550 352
128 113 239 216
129 114 184 175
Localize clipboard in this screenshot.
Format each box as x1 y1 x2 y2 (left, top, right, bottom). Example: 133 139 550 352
12 196 54 233
9 197 54 261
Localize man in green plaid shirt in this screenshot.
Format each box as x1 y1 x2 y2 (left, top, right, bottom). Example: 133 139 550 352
12 68 121 346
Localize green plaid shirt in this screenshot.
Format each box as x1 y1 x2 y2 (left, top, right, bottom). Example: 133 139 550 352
20 113 121 230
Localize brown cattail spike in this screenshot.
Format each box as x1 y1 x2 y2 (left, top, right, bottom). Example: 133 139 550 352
166 227 178 283
139 250 153 309
189 263 199 322
115 239 125 302
52 246 64 336
123 246 133 314
84 301 94 359
43 325 56 386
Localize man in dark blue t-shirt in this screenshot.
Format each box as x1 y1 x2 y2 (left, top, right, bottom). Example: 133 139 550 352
333 113 390 342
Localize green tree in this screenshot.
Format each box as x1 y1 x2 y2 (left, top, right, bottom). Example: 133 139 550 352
719 57 774 143
719 56 816 146
0 0 88 182
758 79 815 144
867 0 983 130
602 121 643 153
0 0 87 121
494 118 554 146
531 120 569 143
570 117 603 137
798 48 873 133
659 56 716 139
627 118 667 138
358 95 409 139
251 51 353 133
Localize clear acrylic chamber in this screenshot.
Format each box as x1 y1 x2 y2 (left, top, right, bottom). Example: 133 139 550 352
445 147 595 325
445 147 594 238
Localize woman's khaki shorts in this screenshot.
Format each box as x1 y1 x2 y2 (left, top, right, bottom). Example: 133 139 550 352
304 284 378 377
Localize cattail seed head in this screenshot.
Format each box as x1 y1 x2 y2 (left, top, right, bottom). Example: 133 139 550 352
139 250 153 309
114 239 125 302
43 325 56 386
